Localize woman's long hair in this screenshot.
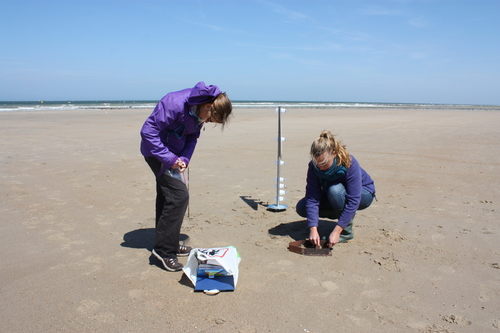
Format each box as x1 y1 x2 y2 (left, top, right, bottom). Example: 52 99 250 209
310 130 351 168
211 92 232 129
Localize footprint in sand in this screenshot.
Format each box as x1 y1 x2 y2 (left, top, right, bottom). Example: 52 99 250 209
77 299 100 315
441 314 472 326
438 265 456 274
47 232 66 241
381 229 404 242
82 256 105 275
373 253 401 272
94 311 115 324
349 274 370 284
84 255 103 263
423 324 455 332
306 277 338 296
267 260 293 269
305 277 318 285
361 289 382 299
431 233 446 242
345 314 370 328
320 280 338 291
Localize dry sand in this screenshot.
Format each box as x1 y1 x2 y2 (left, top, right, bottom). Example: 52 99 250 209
1 107 499 332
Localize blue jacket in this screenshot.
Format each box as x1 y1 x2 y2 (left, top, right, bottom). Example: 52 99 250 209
140 82 221 175
305 155 375 228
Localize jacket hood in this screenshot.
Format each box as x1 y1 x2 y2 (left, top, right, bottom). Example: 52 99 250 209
186 81 221 106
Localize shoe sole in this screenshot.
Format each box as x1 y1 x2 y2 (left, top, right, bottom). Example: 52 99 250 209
152 249 182 272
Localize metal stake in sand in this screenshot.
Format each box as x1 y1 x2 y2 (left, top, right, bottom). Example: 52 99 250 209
186 167 190 218
268 106 288 212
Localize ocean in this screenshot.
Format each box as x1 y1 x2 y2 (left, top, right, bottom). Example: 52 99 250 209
0 100 498 112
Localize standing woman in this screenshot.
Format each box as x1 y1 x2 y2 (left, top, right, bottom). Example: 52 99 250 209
296 130 375 248
140 82 232 271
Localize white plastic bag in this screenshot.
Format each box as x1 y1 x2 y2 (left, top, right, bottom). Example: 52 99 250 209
183 246 241 292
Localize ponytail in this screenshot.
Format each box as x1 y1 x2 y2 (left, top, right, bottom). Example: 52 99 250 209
310 130 351 168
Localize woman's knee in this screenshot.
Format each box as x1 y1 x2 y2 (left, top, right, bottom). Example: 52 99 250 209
295 198 307 217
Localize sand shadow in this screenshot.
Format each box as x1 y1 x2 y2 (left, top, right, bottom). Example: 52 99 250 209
121 227 155 251
240 195 267 210
268 219 338 241
121 228 190 250
121 228 190 270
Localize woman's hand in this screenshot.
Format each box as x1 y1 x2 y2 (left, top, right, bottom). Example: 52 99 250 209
309 227 321 247
327 225 344 248
172 159 186 172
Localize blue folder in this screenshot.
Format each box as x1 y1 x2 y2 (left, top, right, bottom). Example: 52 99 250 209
194 264 235 291
194 275 235 291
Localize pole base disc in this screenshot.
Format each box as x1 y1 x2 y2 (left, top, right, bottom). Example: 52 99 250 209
268 204 288 212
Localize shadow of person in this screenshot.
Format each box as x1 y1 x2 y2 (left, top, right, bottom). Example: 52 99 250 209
121 228 190 270
121 228 155 251
268 219 338 241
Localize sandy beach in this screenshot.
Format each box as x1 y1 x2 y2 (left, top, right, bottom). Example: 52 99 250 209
1 107 499 332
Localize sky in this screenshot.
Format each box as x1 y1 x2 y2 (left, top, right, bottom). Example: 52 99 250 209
1 0 499 104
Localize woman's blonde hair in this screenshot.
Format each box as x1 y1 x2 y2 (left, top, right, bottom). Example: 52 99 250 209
211 92 232 129
310 130 351 168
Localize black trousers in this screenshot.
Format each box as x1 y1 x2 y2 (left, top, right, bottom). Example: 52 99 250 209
145 157 189 258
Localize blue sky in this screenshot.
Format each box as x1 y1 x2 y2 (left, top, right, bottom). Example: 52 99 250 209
1 0 499 104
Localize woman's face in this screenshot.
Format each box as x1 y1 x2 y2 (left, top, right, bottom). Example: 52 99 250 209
197 103 213 122
313 151 336 171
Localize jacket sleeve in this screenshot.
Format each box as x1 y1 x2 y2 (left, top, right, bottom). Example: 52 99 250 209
337 158 362 228
140 102 180 170
305 162 322 228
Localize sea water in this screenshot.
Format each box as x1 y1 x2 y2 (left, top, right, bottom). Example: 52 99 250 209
1 100 499 112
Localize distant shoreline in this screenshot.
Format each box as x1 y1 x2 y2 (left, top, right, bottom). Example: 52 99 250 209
1 100 499 113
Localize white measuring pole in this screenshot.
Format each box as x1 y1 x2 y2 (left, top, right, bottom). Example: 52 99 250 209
268 106 288 212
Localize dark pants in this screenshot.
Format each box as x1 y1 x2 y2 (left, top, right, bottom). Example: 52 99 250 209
145 157 189 258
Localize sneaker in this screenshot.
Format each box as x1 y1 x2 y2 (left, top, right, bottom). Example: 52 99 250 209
177 245 192 257
152 249 183 272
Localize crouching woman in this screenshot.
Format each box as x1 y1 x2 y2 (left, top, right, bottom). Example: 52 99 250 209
296 130 376 248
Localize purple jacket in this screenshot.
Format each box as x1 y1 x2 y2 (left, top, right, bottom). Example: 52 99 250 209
140 82 221 175
305 155 375 228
